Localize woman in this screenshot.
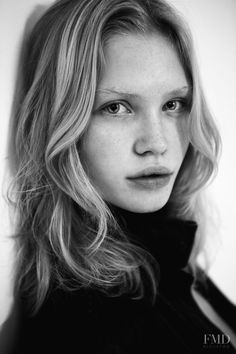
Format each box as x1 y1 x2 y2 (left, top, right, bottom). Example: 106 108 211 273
3 0 236 352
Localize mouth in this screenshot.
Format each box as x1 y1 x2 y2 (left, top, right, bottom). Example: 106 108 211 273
127 167 173 190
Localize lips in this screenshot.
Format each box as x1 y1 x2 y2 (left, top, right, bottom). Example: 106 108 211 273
127 166 173 179
126 166 173 190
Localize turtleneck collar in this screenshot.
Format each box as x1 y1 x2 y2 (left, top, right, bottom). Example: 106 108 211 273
109 204 198 274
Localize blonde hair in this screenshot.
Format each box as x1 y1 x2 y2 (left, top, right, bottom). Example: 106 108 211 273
11 0 220 312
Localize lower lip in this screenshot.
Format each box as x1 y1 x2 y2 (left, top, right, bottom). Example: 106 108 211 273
127 174 172 190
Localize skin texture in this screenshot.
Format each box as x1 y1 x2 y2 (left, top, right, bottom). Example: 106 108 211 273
81 33 190 213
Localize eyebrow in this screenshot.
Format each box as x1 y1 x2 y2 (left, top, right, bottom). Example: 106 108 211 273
96 86 191 98
96 88 140 99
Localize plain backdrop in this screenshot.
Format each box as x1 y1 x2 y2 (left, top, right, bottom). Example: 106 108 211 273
0 0 236 326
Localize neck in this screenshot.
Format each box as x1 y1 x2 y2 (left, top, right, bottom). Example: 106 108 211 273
108 203 197 275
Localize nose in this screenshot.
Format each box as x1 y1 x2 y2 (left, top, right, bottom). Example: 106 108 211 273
133 113 168 156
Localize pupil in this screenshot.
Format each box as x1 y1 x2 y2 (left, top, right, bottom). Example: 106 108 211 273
110 104 119 112
167 101 176 110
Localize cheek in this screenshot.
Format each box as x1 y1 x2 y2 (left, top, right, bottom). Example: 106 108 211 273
175 119 189 157
80 122 128 175
166 119 189 166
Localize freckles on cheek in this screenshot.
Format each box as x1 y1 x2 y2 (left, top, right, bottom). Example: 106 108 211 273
83 125 122 166
94 122 127 151
95 131 119 155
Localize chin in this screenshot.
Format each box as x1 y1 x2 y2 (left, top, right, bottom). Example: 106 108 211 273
126 204 167 214
115 196 170 214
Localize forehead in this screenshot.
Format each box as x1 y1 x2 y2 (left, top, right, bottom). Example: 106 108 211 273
99 33 188 95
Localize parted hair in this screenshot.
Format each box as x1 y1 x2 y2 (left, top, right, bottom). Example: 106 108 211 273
11 0 220 312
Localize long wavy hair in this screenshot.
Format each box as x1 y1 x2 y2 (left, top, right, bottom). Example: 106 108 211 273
10 0 221 312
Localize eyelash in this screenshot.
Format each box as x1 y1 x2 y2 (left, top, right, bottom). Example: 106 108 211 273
100 101 131 115
162 98 189 113
99 98 190 116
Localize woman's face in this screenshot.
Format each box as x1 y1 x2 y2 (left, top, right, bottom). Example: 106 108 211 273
81 33 190 213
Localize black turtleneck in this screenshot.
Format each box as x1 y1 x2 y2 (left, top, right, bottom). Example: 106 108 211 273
4 207 236 354
110 205 197 275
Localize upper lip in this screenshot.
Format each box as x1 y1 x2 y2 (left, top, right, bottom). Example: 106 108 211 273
127 166 173 179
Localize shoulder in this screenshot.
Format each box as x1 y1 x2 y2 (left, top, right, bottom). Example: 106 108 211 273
4 287 109 353
5 286 164 354
7 286 158 354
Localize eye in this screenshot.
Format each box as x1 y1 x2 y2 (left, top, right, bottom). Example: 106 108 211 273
162 99 187 113
102 102 131 115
